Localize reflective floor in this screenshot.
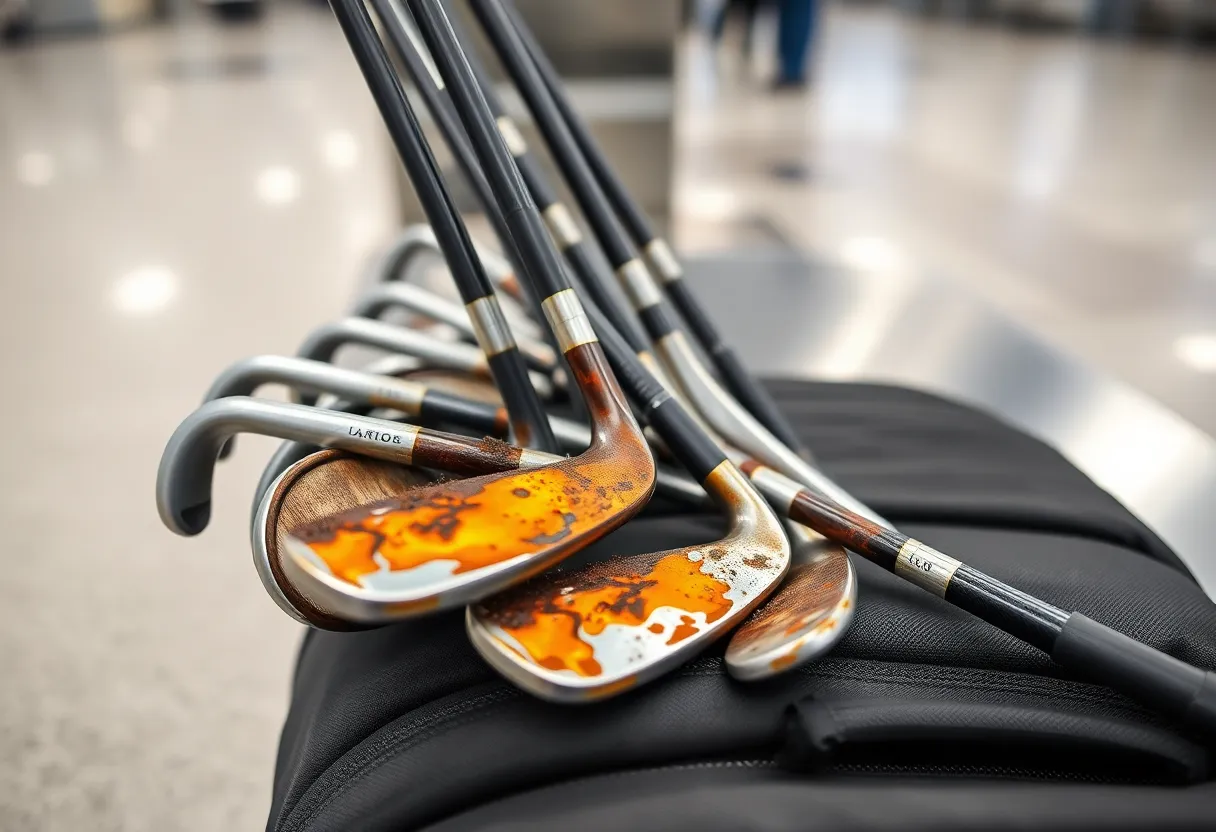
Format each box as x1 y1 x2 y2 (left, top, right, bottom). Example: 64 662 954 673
3 2 1216 830
676 6 1216 436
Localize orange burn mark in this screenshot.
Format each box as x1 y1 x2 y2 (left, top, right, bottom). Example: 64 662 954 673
841 599 851 609
770 653 798 672
667 615 700 645
293 461 648 587
480 551 734 678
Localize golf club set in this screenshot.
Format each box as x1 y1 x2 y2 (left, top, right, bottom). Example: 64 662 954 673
156 0 1216 737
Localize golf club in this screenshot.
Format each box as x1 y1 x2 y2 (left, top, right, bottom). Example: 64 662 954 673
391 0 790 701
244 428 712 630
275 0 659 625
462 0 858 678
739 459 1216 741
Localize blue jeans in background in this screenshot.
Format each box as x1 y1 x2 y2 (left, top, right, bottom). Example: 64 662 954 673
777 0 818 83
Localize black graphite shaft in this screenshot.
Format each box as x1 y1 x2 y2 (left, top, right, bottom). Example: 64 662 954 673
328 0 557 452
407 0 728 483
776 472 1216 741
464 0 706 388
435 1 653 357
369 0 580 420
501 0 808 455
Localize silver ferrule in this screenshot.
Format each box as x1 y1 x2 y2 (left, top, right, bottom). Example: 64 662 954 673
542 290 598 353
363 377 428 415
465 296 517 358
496 116 529 158
519 448 559 468
645 238 684 284
543 203 583 249
616 258 664 311
895 539 961 598
748 464 803 516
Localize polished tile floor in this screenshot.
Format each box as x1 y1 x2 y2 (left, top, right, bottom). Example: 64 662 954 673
2 3 1215 830
676 6 1216 436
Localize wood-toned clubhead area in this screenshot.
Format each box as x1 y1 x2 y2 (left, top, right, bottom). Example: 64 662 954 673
725 536 856 680
467 462 789 702
260 450 435 630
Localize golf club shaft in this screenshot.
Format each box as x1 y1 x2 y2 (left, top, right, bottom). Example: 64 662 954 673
405 0 728 483
740 460 1216 741
434 1 654 357
502 0 806 454
327 0 558 452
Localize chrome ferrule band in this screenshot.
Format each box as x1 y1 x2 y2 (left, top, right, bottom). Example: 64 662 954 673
617 258 663 311
750 465 802 515
495 116 529 158
895 539 961 598
466 296 517 357
519 448 558 468
365 378 428 415
331 421 418 463
645 238 684 284
543 203 583 249
542 290 598 353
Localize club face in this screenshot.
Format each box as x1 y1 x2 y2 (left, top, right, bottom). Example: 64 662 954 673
724 525 856 680
465 462 789 703
279 427 656 623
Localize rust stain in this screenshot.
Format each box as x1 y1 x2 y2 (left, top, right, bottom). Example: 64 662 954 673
476 550 734 678
729 549 850 654
492 407 510 438
667 615 700 645
292 459 648 587
770 653 798 672
289 341 657 593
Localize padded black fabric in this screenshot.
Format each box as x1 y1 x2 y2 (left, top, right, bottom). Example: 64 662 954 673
267 381 1216 831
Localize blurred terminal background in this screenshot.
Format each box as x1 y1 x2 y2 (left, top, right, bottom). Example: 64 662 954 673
3 0 1216 829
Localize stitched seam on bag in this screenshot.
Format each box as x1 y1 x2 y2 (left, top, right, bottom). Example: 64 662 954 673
801 663 1124 711
282 688 519 832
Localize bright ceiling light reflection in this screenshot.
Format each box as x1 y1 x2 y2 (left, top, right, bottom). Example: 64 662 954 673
256 166 301 205
1175 334 1216 373
113 266 178 315
839 235 904 273
17 152 55 187
321 130 359 170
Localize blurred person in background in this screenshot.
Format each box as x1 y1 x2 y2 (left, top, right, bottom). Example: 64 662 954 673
775 0 817 90
710 0 818 91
